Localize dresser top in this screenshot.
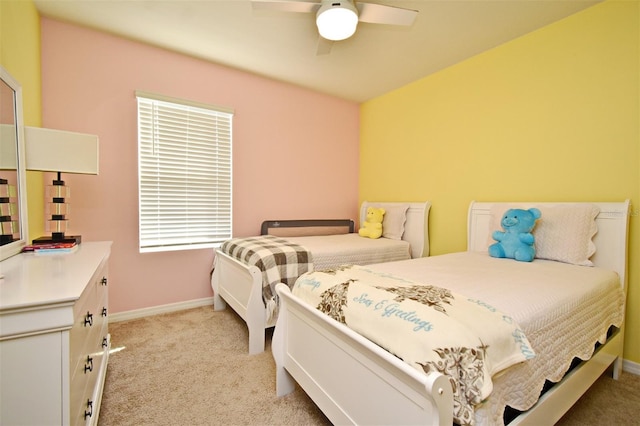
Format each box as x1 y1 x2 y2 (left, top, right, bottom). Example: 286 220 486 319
0 241 112 312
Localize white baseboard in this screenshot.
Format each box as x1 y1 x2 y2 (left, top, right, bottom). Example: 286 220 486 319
623 359 640 375
109 297 214 323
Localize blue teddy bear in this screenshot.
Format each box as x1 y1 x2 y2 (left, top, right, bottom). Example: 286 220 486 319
489 208 541 262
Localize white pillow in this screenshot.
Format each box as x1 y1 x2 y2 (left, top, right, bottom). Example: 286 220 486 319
534 204 600 266
487 203 600 266
377 204 410 240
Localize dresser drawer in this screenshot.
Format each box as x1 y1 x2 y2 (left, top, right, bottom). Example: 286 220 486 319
71 393 97 426
70 373 90 426
70 333 105 401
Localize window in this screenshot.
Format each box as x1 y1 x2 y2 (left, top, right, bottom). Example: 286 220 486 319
136 91 232 252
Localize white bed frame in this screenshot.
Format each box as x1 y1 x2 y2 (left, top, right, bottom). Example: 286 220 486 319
272 200 630 425
211 201 431 355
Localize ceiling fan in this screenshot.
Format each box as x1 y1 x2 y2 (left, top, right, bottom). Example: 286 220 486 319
252 0 418 54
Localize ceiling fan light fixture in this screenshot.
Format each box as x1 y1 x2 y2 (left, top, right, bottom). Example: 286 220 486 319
316 1 358 41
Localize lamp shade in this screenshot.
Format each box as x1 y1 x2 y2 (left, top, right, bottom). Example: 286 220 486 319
316 1 358 41
0 124 17 170
25 126 99 174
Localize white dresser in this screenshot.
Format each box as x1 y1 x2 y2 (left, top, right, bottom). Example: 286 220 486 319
0 241 112 426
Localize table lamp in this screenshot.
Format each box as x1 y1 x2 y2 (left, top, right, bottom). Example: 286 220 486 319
25 126 99 245
0 124 19 245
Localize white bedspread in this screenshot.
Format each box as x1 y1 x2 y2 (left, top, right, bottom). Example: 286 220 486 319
293 264 534 425
285 233 412 269
368 251 625 425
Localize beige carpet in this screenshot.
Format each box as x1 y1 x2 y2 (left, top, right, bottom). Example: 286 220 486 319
99 306 640 426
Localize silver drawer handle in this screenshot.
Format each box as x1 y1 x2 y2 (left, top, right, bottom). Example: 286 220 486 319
84 355 93 374
84 399 93 419
84 312 93 327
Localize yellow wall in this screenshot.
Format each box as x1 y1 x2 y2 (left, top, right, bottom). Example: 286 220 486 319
0 0 45 240
360 1 640 363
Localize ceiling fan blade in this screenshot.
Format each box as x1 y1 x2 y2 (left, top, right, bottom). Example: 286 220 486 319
316 36 334 55
356 2 418 26
251 0 320 13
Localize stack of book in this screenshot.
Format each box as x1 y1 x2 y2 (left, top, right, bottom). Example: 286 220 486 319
22 242 79 254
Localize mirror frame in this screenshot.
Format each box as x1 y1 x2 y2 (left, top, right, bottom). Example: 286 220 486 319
0 66 29 261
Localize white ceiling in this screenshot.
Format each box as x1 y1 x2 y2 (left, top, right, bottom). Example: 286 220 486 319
34 0 600 103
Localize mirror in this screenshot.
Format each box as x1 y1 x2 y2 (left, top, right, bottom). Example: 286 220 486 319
0 66 28 261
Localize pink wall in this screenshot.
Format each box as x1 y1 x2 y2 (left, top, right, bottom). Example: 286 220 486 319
40 18 360 314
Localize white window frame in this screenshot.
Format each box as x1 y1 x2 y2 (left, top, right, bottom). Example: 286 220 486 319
136 91 233 253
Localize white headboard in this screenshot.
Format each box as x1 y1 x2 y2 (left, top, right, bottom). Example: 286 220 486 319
360 201 432 259
467 200 631 290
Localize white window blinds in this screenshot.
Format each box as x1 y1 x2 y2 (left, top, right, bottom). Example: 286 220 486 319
136 92 233 252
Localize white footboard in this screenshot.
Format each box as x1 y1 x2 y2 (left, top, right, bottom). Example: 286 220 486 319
211 249 272 354
273 283 453 426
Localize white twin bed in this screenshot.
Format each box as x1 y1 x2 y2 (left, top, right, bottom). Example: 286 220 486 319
211 201 431 354
272 200 630 425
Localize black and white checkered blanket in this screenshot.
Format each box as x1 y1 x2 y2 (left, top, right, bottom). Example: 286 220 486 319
220 235 312 321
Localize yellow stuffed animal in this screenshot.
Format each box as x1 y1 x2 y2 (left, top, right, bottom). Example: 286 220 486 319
358 206 385 239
